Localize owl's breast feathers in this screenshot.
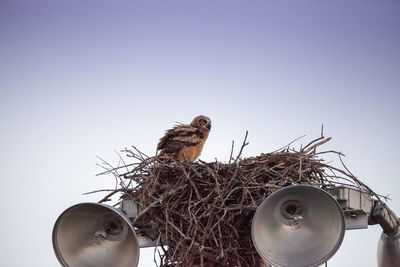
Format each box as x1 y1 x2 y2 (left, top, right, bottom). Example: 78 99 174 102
157 125 210 161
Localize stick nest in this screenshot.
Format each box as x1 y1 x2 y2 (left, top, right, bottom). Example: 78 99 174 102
95 135 383 267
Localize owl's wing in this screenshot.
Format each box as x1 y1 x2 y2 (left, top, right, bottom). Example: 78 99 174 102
157 125 204 153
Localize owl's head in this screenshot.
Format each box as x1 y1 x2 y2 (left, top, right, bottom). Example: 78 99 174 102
191 115 211 130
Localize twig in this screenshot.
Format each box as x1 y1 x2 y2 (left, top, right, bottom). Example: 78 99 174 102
234 131 249 163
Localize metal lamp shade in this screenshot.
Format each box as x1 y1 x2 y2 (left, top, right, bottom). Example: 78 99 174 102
52 203 140 267
252 185 345 267
377 231 400 267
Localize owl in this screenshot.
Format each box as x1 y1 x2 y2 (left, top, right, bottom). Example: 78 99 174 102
157 115 211 162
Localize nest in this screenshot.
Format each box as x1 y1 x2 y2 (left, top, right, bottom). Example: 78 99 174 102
93 135 383 267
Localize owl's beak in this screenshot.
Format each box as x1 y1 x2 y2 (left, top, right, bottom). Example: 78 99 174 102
206 122 211 130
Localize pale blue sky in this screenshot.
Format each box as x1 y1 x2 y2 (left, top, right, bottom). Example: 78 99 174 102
1 1 399 266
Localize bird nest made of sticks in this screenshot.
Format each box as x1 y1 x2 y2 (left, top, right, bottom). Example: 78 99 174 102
93 135 383 267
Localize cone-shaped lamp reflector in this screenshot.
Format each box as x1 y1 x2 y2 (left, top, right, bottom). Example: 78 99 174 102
52 203 139 267
377 231 400 267
252 185 345 267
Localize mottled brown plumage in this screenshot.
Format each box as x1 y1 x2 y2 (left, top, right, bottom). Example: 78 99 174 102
157 115 211 161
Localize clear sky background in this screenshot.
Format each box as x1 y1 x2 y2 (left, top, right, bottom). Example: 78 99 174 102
1 0 399 266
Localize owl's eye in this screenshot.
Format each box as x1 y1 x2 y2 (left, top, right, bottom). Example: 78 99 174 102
199 119 206 125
